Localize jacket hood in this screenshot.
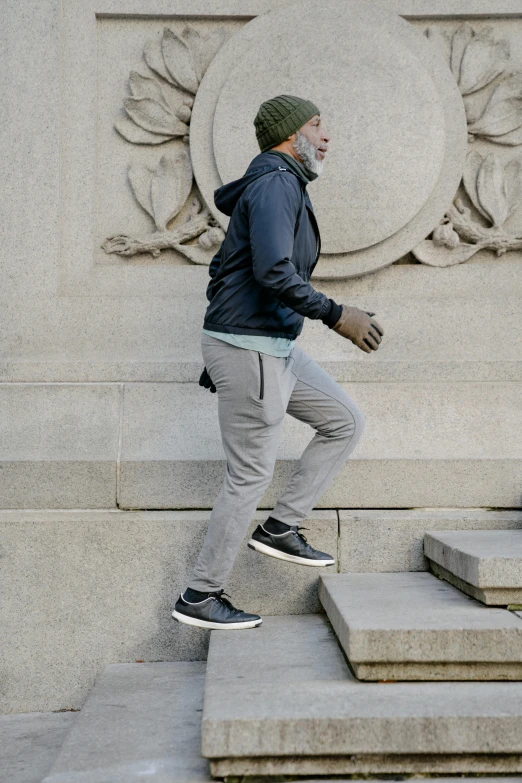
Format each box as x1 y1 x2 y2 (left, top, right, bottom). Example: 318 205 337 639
213 151 305 216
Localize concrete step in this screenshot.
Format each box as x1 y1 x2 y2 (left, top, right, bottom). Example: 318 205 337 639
0 508 337 715
119 380 522 508
2 379 522 508
42 662 209 783
201 614 522 777
425 530 522 605
3 510 521 716
318 572 522 681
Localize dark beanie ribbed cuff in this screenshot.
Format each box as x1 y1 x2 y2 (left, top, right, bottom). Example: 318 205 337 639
254 94 320 152
257 101 320 152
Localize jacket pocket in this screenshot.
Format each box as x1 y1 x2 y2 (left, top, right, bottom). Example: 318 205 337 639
258 352 264 400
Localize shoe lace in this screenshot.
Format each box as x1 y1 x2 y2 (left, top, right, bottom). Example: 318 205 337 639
213 589 242 612
292 526 310 545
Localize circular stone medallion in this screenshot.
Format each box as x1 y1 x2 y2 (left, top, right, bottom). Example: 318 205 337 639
213 18 444 254
190 0 467 277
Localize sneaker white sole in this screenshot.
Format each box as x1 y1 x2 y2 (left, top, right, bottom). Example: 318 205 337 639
247 539 336 566
171 609 262 630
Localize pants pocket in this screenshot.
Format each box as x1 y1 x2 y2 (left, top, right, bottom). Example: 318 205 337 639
256 352 288 426
258 352 265 400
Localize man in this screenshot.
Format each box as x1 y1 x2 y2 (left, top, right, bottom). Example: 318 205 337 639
172 95 384 630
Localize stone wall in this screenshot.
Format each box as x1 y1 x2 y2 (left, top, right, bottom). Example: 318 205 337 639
2 0 522 712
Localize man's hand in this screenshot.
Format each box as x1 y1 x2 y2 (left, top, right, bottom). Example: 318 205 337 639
199 366 216 393
332 305 384 353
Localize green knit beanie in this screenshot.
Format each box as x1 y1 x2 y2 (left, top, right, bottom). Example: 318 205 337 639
254 94 320 153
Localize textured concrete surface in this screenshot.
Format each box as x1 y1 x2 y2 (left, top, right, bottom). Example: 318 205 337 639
0 384 120 508
122 381 522 461
120 380 522 509
203 615 522 774
1 266 522 377
319 572 522 680
2 359 522 383
425 530 522 605
43 662 209 783
121 456 522 509
0 712 75 783
339 509 522 572
3 376 522 509
0 509 335 714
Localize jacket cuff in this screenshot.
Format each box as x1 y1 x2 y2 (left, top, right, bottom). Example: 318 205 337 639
320 299 343 328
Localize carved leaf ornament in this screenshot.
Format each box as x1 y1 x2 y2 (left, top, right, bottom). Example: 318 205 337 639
426 22 522 144
414 23 522 266
104 25 228 261
413 149 522 266
128 152 193 231
115 26 226 145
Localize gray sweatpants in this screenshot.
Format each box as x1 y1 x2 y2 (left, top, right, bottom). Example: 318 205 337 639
188 332 366 592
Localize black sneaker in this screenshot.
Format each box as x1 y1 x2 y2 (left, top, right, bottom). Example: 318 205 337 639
172 589 263 630
248 524 336 567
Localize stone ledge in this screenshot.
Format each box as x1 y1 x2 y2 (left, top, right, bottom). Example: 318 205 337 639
319 572 522 681
429 561 522 607
210 754 522 777
425 530 522 605
120 458 522 509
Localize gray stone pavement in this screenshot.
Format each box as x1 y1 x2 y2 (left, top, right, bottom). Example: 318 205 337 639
0 712 75 783
43 662 209 783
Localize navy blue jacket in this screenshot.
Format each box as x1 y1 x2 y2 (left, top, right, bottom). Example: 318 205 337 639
203 151 341 339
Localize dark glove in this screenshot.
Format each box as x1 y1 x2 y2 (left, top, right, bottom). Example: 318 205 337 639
199 366 216 393
331 305 384 353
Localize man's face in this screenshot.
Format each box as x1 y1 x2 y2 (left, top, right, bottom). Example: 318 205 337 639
290 114 330 175
298 114 330 162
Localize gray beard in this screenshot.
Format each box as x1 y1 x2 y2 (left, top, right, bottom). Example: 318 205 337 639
292 130 324 176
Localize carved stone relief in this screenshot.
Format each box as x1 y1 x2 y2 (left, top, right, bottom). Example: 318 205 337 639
113 26 227 145
102 25 228 264
101 7 522 277
426 23 521 146
188 0 468 278
413 23 522 266
413 149 522 265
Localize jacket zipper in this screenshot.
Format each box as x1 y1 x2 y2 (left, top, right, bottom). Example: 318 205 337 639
258 352 264 399
307 205 321 275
